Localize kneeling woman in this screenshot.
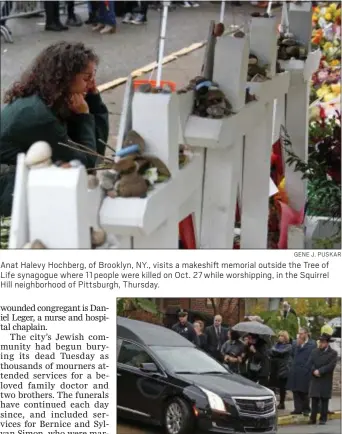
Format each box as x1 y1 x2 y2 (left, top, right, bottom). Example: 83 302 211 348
0 41 109 218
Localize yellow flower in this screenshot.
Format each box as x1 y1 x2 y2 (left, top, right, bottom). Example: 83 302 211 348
323 41 333 51
331 83 341 94
324 12 332 21
330 59 340 66
323 92 336 102
329 3 338 11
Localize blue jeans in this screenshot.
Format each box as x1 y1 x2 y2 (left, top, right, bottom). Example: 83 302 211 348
98 1 116 25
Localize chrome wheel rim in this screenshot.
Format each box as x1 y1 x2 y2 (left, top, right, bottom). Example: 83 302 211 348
166 402 183 434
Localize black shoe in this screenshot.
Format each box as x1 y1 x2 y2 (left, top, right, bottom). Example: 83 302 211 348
277 403 285 410
308 420 316 425
66 14 82 27
303 411 310 417
290 411 302 415
328 410 334 415
319 420 326 425
45 23 68 31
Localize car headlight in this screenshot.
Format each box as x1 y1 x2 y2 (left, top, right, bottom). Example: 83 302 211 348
198 387 226 413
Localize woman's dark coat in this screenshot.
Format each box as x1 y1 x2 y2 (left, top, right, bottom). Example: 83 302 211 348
0 93 109 217
197 333 208 351
307 346 338 399
221 339 246 374
269 342 292 387
246 340 270 380
287 339 316 393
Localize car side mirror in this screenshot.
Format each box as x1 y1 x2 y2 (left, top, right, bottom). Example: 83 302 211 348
140 362 158 373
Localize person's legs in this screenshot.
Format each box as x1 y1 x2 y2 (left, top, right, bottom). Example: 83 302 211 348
319 398 329 424
122 1 137 23
302 392 311 416
292 391 303 414
98 1 116 34
278 378 287 409
310 397 320 424
0 1 13 26
45 1 68 31
132 1 148 24
66 1 82 26
86 1 99 24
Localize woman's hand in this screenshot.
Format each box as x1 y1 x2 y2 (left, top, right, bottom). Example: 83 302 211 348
69 93 89 114
87 77 98 94
250 345 256 353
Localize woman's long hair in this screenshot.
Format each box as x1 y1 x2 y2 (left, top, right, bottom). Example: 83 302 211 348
4 41 99 116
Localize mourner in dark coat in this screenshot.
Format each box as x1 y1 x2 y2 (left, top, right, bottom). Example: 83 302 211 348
269 331 293 409
307 333 338 425
287 327 316 415
204 315 227 361
171 310 198 345
245 334 270 387
194 321 208 351
221 330 247 374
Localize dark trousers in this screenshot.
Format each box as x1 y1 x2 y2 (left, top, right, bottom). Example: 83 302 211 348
258 377 269 387
44 1 60 25
278 377 287 404
293 391 310 414
67 1 75 17
0 0 13 25
311 397 329 422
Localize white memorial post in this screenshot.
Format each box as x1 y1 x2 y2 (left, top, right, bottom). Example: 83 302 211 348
100 90 203 249
281 1 321 212
240 16 289 249
184 33 250 249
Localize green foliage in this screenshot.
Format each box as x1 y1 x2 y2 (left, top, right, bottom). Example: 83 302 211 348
116 298 159 317
258 311 304 340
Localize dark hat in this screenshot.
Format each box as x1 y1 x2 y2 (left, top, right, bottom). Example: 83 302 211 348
319 333 335 342
178 309 188 317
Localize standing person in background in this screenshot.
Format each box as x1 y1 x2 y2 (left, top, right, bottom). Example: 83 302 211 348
92 1 116 34
66 1 82 26
245 334 270 386
85 1 100 24
44 1 68 31
283 301 297 318
132 1 150 24
221 330 246 374
307 333 338 425
172 310 198 345
194 321 207 351
287 327 316 416
121 1 138 23
269 331 293 410
205 315 227 362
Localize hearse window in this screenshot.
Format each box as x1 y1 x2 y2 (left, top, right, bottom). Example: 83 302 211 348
118 341 154 368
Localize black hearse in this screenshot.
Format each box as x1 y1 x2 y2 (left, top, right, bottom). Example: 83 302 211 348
117 317 277 434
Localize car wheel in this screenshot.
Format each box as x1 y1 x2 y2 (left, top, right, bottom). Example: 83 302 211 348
164 397 193 434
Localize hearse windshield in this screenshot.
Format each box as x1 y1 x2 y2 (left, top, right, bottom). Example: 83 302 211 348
152 346 229 374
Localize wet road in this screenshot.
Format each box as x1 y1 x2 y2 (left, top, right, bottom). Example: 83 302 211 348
117 418 341 434
1 2 259 99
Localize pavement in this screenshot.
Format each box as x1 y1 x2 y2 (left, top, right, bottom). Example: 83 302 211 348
117 418 342 434
117 396 341 433
1 2 260 99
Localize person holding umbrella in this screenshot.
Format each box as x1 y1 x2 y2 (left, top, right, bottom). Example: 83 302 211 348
232 320 274 385
245 334 270 386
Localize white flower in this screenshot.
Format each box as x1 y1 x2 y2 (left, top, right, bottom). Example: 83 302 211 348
143 167 159 185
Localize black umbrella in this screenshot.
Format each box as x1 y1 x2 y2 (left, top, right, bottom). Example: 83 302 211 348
232 321 275 336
